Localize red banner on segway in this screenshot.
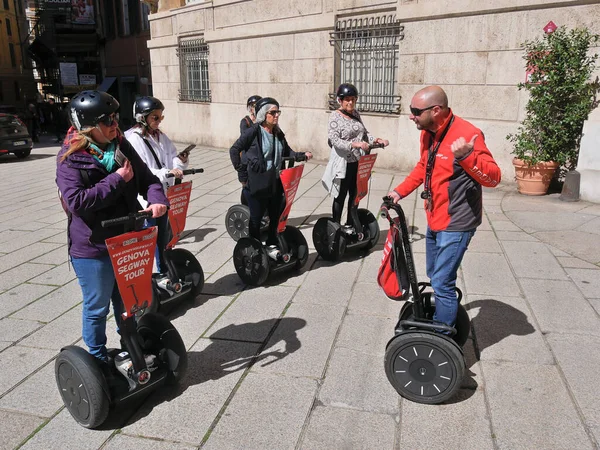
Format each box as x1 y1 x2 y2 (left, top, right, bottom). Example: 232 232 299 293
278 164 305 233
166 181 192 249
106 227 157 319
355 154 378 206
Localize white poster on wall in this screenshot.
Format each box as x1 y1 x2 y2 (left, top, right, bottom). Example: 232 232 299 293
59 62 79 86
79 74 96 85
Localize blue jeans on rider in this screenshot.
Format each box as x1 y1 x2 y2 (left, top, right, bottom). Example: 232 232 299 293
145 214 170 274
243 182 284 246
425 228 475 329
71 256 123 362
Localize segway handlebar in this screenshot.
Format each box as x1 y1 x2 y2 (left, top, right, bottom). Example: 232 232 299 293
379 196 405 221
369 142 385 150
101 211 153 228
165 168 204 178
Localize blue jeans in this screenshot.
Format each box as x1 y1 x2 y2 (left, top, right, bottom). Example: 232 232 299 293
145 214 171 273
425 228 475 328
72 256 123 362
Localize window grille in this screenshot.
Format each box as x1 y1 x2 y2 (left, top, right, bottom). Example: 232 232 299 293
177 38 211 103
329 15 404 114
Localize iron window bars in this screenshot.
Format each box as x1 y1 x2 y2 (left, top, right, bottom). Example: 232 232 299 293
177 37 211 103
329 15 404 114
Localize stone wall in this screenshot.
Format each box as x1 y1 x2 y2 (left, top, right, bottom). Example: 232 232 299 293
148 0 600 183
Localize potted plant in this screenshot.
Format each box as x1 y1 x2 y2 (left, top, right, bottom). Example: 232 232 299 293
507 26 600 195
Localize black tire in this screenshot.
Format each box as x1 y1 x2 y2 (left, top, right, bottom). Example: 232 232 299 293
226 204 251 241
137 313 188 383
233 237 270 286
15 149 31 159
282 225 309 270
55 346 110 428
398 294 470 348
167 248 204 300
357 208 380 250
384 331 464 404
312 217 346 261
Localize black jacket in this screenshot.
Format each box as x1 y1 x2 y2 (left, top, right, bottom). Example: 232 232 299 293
239 115 253 135
229 123 306 183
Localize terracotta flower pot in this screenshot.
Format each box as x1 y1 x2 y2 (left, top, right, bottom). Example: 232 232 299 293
512 158 559 196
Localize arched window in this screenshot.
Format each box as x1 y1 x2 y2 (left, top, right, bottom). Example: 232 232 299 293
6 18 11 36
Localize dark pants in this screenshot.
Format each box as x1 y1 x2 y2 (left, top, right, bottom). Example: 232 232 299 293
244 182 285 245
332 161 360 229
145 214 171 274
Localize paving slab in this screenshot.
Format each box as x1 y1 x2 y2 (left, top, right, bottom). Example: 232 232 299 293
505 210 596 233
0 262 56 293
18 305 82 351
103 434 197 450
300 406 396 450
0 317 42 343
534 230 600 264
319 346 399 415
520 279 600 335
482 360 593 450
564 267 600 299
0 361 63 418
0 410 46 450
11 280 81 322
557 256 599 269
502 240 568 280
123 339 260 445
547 333 600 445
348 281 399 319
461 253 521 297
197 237 236 273
202 372 317 450
495 230 539 241
0 345 57 396
201 263 246 297
0 242 62 272
336 313 396 357
252 302 344 378
27 261 77 286
467 230 502 253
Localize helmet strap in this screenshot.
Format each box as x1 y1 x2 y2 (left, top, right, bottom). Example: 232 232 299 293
95 124 112 144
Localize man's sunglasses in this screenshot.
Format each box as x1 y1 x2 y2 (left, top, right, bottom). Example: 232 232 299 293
409 105 440 117
266 110 282 117
99 113 119 127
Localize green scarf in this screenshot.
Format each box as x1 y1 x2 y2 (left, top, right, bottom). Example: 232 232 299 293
89 142 117 172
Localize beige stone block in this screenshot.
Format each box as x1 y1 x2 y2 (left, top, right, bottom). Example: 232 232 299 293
151 46 179 67
290 82 330 109
209 62 225 83
486 50 526 85
337 0 396 10
471 118 519 182
292 58 333 83
209 41 230 64
256 34 296 62
151 17 173 38
423 52 488 85
228 62 247 83
214 0 322 28
167 64 180 83
452 85 520 121
397 54 424 84
524 4 600 43
151 65 168 83
294 31 332 60
210 82 233 103
151 82 167 99
177 8 206 34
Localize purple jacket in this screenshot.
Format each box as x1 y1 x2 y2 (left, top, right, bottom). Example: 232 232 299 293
56 135 168 258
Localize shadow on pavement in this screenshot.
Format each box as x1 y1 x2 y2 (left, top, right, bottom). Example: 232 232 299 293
180 226 217 243
123 317 306 427
466 299 536 360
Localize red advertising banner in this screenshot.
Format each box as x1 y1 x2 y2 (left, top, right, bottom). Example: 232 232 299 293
355 153 378 206
166 181 192 249
278 164 305 232
106 227 157 319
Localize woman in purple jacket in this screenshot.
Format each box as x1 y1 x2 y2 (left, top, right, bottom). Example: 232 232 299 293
56 91 168 363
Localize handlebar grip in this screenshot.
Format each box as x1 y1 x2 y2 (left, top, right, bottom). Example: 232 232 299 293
370 142 385 149
281 156 296 162
165 168 204 178
101 211 153 228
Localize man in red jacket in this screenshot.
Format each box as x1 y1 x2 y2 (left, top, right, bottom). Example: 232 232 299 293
388 85 501 330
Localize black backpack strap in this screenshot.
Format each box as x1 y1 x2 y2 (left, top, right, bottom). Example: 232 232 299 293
141 136 164 168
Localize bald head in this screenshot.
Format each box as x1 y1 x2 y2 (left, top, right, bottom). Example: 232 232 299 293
413 86 449 110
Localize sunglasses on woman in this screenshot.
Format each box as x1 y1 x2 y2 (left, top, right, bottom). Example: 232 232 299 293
99 113 119 127
266 110 282 117
150 114 164 122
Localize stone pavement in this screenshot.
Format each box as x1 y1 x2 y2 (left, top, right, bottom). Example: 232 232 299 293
1 137 599 450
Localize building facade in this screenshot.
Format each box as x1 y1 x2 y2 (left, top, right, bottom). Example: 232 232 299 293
0 0 36 110
146 0 600 180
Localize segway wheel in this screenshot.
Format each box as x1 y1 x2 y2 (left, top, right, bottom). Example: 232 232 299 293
168 248 205 300
312 217 346 261
398 296 470 348
282 225 309 270
233 237 270 286
137 313 188 384
226 204 251 241
357 208 380 250
384 331 464 404
55 346 110 428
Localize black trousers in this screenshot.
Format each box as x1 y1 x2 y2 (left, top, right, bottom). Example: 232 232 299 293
332 161 360 229
244 181 285 245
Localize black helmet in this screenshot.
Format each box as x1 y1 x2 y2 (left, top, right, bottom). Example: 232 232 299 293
133 96 164 123
69 90 120 131
254 97 279 116
246 95 262 107
336 83 359 100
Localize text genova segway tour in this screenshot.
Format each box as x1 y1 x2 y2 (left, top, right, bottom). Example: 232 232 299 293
232 156 308 286
146 168 205 315
55 212 188 428
378 196 469 404
312 143 384 261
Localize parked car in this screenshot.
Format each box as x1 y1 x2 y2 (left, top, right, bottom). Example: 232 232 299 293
0 113 33 159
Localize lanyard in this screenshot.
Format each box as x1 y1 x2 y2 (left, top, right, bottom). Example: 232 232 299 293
421 116 455 210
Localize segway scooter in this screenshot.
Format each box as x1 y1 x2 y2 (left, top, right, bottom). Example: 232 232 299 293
147 168 206 315
312 144 384 261
232 156 309 286
378 196 469 404
225 184 271 241
55 212 188 428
